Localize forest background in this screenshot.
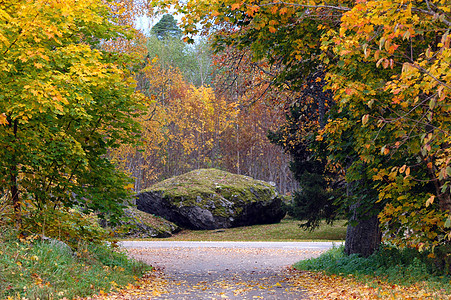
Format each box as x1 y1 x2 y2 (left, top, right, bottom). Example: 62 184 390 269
1 0 450 265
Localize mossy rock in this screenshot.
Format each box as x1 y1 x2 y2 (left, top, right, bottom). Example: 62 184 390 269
136 169 286 230
114 207 180 238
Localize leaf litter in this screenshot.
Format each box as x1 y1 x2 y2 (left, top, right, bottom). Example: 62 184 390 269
85 246 450 299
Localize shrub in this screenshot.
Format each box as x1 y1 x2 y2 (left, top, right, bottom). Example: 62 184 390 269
0 227 150 299
294 244 451 292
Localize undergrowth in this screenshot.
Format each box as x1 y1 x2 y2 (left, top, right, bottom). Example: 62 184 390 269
294 244 451 294
0 228 151 300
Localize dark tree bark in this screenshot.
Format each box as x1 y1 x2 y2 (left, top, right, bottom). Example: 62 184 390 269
345 203 382 257
9 119 21 228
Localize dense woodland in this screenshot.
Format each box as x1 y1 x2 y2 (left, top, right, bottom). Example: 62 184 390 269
1 0 450 263
110 14 297 193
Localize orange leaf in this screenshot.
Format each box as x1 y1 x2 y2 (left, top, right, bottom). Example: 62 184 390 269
345 88 354 95
279 7 288 15
231 3 241 11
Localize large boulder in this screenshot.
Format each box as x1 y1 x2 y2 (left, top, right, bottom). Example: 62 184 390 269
136 168 286 230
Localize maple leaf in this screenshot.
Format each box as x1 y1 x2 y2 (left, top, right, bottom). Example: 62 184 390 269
231 3 241 11
279 7 288 15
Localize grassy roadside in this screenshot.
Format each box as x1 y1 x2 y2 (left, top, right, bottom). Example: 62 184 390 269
126 217 347 242
0 228 151 300
292 245 451 299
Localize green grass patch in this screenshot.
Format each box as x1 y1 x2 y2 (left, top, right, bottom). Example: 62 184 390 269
294 244 451 294
0 228 151 300
131 217 347 241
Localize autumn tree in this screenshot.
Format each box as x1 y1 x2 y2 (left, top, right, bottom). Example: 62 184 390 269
146 34 214 87
0 0 144 226
211 46 298 193
156 0 355 236
321 0 451 252
152 0 450 258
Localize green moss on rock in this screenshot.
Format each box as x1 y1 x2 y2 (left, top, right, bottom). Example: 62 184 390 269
137 169 285 229
141 168 278 217
115 207 180 238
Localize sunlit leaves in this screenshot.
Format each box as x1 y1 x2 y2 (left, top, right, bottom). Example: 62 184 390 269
323 0 451 249
0 0 143 224
161 0 451 251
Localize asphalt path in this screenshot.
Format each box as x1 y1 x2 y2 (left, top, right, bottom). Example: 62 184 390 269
121 241 341 299
120 241 342 249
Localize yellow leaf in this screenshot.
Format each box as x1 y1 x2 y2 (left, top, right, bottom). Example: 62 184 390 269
425 195 435 207
399 165 406 173
268 26 277 33
0 113 8 125
405 167 410 176
362 114 369 126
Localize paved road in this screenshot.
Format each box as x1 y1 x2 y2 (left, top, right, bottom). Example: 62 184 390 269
121 241 341 299
120 241 342 249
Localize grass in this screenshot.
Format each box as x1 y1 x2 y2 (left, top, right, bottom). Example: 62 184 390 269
128 217 347 241
294 244 451 296
0 228 151 300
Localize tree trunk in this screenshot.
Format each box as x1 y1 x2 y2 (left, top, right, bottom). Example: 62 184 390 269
345 203 381 257
9 119 21 228
10 168 21 229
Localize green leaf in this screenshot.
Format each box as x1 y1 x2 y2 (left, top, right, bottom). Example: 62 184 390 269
445 217 451 228
429 98 436 110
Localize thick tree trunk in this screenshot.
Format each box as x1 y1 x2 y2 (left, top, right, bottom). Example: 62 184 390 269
345 203 381 257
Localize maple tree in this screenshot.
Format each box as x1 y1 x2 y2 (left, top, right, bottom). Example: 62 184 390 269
322 0 451 251
0 0 144 226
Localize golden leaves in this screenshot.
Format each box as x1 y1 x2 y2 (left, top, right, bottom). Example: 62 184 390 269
425 195 435 207
246 5 260 17
279 7 288 15
88 270 169 299
0 113 8 125
290 270 448 299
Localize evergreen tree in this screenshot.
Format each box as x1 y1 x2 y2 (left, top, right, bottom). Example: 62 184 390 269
151 14 182 40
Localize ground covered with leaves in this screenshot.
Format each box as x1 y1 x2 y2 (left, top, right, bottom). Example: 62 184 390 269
89 265 451 300
290 270 449 299
294 246 451 299
85 244 451 300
